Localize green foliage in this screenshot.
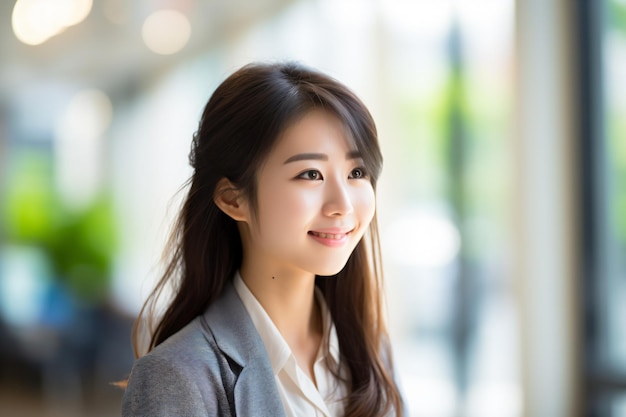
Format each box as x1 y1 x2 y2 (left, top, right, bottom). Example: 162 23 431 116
2 153 59 243
607 0 626 246
609 0 626 33
45 195 117 303
398 67 511 260
1 151 118 304
608 111 626 241
393 70 468 202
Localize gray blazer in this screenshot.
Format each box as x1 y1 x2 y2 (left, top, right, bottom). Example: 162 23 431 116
122 281 287 417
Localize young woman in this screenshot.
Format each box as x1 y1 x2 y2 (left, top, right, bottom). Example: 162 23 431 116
122 62 404 417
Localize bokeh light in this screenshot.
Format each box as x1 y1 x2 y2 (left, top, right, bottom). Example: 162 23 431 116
11 0 93 46
142 10 191 55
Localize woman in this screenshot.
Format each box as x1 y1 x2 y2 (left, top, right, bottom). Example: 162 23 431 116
122 62 404 417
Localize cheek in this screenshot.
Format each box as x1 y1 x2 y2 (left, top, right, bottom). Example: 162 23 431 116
355 186 376 224
256 184 314 231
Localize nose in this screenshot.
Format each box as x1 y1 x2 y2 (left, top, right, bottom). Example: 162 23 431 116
322 178 354 217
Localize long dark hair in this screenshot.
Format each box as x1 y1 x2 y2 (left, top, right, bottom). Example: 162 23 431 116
133 62 403 416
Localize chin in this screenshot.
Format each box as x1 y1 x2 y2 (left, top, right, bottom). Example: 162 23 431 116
313 259 350 277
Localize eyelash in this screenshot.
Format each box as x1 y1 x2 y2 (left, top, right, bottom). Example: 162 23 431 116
297 170 323 181
350 167 368 179
296 167 369 181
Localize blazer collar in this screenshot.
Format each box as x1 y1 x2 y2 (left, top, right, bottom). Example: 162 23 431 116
201 280 287 417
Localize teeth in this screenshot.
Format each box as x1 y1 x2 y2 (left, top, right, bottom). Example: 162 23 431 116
311 231 345 240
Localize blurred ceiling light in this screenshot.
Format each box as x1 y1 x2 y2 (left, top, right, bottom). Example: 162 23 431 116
384 208 461 268
12 0 93 46
12 0 59 45
142 9 191 55
61 0 92 26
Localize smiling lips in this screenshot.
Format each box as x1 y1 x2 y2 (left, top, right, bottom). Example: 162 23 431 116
309 231 347 240
308 229 353 247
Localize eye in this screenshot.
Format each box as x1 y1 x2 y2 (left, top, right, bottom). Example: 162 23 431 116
297 169 323 181
349 167 368 179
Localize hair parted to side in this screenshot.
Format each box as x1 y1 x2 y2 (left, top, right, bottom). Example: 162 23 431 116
132 62 403 416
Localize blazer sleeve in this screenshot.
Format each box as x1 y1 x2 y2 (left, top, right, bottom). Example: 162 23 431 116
122 353 223 417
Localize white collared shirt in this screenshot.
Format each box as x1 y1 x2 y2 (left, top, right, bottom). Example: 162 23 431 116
233 272 347 417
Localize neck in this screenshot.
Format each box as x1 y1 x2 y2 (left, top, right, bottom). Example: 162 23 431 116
239 263 322 350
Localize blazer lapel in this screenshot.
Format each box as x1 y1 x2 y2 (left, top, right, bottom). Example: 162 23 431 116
202 281 286 417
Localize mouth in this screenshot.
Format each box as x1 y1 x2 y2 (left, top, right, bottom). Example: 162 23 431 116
307 228 355 247
307 231 351 240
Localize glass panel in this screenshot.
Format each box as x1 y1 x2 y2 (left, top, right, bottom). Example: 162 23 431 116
604 0 626 372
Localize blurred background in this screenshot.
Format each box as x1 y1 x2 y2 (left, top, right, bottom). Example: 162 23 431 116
0 0 624 416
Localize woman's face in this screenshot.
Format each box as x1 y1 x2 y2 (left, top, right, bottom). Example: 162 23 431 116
239 109 376 278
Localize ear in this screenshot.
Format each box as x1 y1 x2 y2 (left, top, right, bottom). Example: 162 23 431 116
213 177 249 222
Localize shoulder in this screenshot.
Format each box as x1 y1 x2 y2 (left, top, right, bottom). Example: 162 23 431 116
145 317 222 372
122 317 236 417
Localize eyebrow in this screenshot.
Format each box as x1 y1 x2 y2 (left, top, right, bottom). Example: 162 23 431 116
283 151 362 164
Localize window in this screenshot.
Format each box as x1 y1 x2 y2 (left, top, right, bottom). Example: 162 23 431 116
582 0 626 415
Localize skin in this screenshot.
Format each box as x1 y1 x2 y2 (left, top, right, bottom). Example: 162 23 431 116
214 109 376 385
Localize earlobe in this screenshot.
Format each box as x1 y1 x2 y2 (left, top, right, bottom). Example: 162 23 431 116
213 177 249 222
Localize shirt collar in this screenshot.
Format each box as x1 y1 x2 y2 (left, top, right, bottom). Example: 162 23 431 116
315 287 341 367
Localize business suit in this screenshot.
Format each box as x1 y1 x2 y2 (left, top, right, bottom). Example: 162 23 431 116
122 281 287 417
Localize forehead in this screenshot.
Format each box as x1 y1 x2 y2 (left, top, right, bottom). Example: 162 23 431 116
270 109 357 157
